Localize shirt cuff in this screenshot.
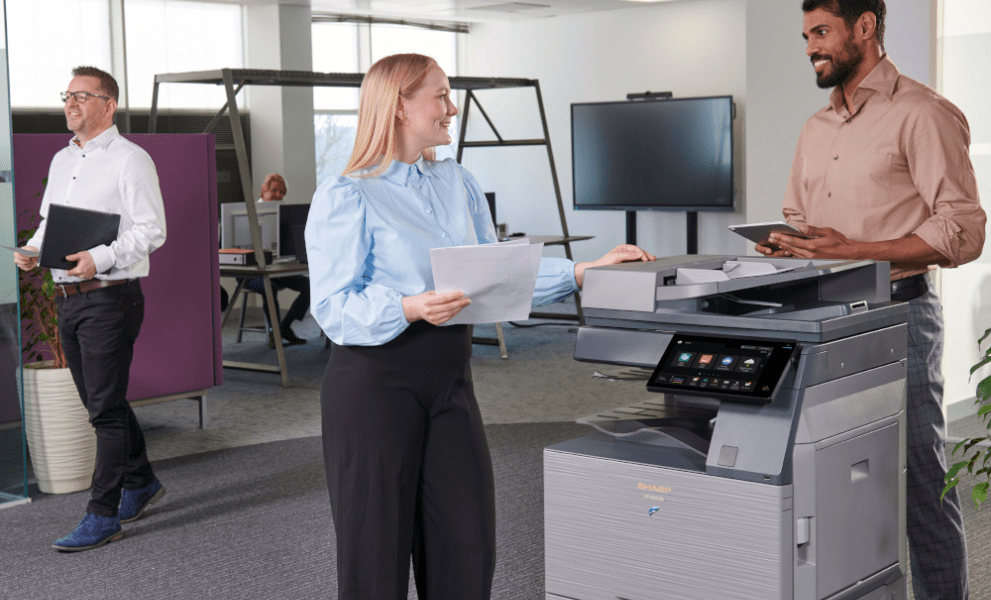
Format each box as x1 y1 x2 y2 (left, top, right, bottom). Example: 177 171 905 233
88 245 116 274
533 257 579 306
912 218 962 268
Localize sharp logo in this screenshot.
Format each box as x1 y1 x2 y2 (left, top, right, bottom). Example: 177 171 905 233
637 483 671 493
648 507 660 517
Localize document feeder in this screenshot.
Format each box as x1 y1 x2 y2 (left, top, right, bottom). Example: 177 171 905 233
545 256 908 600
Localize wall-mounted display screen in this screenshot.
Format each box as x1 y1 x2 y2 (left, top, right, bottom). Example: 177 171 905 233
571 95 734 212
647 334 796 404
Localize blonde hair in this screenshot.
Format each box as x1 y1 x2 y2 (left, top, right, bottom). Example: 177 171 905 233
343 54 440 177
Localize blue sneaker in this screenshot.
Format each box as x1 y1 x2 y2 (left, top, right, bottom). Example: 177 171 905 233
119 479 166 523
52 513 123 552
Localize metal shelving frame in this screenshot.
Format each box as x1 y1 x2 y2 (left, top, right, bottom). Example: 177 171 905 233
149 68 582 377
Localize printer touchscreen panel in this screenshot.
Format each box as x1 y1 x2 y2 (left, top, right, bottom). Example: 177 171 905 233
647 334 796 404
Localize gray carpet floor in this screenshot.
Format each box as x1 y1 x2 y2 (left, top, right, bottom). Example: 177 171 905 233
0 423 586 600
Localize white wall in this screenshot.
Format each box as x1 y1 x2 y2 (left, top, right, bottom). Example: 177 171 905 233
462 0 746 263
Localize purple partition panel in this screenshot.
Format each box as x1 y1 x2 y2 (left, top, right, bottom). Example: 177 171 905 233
9 133 221 415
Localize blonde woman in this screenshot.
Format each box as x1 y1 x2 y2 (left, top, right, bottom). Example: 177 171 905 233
305 53 655 599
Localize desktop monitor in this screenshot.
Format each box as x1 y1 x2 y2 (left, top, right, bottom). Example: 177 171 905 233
278 203 311 261
220 202 279 254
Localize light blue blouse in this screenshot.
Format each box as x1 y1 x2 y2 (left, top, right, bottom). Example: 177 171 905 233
306 157 579 346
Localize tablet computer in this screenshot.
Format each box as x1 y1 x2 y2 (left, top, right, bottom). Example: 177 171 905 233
646 334 798 405
728 221 813 249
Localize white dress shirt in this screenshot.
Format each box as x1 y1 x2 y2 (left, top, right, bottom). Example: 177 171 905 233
26 125 167 283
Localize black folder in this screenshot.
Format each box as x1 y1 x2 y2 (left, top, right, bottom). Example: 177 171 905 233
40 204 121 270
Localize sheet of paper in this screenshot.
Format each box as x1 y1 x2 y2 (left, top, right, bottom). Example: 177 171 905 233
0 245 39 257
675 268 729 285
723 260 811 278
430 239 544 325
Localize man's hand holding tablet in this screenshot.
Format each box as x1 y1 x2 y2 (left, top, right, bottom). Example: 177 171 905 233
728 221 815 256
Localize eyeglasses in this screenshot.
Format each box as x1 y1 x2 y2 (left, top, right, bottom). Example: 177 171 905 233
60 91 112 103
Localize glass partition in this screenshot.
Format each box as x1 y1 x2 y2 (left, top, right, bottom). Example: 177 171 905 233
0 0 29 508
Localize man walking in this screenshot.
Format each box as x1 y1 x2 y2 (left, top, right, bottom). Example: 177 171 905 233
15 66 168 551
759 2 985 598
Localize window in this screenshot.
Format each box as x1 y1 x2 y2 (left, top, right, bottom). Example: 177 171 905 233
369 24 458 77
312 22 359 112
315 114 358 185
124 0 245 109
311 21 459 184
6 0 112 108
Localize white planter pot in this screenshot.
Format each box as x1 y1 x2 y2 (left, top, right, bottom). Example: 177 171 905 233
21 361 96 494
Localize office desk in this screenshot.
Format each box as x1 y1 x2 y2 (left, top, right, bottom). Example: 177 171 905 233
219 260 310 387
500 234 593 247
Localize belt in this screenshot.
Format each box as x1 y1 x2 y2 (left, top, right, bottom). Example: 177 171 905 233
890 273 929 302
55 279 135 298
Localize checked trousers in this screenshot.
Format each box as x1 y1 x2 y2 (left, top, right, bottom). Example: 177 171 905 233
905 285 969 600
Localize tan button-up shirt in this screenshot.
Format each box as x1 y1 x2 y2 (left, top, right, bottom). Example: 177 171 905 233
783 55 985 281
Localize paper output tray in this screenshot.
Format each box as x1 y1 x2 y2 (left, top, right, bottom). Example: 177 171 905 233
576 401 716 457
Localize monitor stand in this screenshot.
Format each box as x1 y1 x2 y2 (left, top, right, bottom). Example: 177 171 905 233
625 210 698 255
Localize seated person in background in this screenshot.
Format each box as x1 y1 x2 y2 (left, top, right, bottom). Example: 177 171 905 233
247 173 310 347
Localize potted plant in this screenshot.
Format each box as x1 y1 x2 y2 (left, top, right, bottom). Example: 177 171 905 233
17 199 96 494
943 326 991 507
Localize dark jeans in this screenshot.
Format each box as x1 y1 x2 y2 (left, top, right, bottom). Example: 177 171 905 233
322 322 496 600
245 275 310 327
56 279 154 517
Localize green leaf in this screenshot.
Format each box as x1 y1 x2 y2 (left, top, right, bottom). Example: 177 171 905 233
977 404 991 418
963 438 988 455
972 355 991 377
980 327 991 347
973 482 989 508
978 375 991 404
946 461 969 481
942 478 961 502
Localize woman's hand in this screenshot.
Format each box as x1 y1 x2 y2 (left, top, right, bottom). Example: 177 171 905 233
574 244 656 288
402 290 471 325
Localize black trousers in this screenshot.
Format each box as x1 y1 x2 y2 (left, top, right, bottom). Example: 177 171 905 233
57 280 154 517
246 275 310 327
322 322 496 600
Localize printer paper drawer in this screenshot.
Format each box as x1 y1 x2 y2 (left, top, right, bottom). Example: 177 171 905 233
545 449 790 600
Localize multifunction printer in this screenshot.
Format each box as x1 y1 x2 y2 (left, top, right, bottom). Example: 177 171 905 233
545 256 909 600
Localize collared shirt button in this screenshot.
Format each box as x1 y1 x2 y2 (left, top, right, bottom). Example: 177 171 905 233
827 192 832 197
833 155 839 160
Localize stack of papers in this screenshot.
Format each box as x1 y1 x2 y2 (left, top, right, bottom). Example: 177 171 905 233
429 238 544 325
675 260 812 285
